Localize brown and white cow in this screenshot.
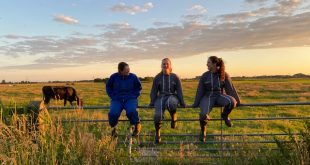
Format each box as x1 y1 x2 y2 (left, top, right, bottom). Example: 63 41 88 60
42 86 81 106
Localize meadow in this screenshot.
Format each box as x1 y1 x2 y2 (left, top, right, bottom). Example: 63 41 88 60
0 78 309 164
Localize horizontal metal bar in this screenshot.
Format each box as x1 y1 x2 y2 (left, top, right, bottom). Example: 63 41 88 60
47 101 310 110
239 102 310 107
119 140 287 145
123 155 232 159
127 148 280 151
122 155 268 159
117 133 301 137
6 101 310 111
61 116 310 123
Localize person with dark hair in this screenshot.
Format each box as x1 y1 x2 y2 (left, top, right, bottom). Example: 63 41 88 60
192 56 241 142
106 62 142 137
150 58 186 143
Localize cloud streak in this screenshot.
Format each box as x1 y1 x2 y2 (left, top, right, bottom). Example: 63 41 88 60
53 14 79 24
110 2 154 15
219 0 305 23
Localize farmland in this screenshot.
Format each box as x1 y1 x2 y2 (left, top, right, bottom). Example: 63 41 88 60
0 78 310 164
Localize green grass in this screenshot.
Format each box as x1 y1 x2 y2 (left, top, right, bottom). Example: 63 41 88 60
0 78 310 164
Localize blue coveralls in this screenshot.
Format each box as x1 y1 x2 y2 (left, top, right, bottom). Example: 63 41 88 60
106 73 142 127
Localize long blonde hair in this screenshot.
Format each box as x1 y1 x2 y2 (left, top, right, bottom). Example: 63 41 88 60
161 58 172 73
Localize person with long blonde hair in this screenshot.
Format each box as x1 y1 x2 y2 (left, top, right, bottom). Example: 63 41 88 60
150 58 186 143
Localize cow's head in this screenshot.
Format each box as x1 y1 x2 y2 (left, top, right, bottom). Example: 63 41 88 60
68 95 82 106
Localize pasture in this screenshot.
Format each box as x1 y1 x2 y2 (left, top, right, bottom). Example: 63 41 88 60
0 78 310 164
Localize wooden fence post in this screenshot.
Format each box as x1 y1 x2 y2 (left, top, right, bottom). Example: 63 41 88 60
27 101 51 134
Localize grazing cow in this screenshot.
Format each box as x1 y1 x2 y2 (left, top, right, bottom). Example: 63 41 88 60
42 86 81 106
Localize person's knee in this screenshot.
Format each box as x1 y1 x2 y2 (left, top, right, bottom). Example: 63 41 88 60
225 97 237 109
231 98 237 108
222 96 237 109
168 101 178 110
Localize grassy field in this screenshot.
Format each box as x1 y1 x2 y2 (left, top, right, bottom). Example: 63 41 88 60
0 78 310 164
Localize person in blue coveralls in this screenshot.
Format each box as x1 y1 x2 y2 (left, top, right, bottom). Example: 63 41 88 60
106 62 142 137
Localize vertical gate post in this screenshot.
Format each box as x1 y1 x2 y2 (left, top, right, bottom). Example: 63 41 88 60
220 107 224 158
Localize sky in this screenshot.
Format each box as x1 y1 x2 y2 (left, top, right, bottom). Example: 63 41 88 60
0 0 310 82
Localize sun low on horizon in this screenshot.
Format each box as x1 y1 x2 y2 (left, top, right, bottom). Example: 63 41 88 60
0 0 310 82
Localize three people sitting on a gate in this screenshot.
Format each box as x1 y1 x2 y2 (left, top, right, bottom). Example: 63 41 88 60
106 62 142 137
149 58 186 143
192 56 241 142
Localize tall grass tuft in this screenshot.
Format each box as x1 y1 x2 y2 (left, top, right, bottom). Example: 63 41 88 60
0 103 127 165
266 121 310 165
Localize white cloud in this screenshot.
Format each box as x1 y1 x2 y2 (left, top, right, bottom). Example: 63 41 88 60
143 2 154 10
188 5 208 14
110 2 154 15
53 14 79 24
182 4 208 25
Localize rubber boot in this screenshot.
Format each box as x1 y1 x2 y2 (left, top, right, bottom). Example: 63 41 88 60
170 111 177 129
132 122 141 137
199 121 207 142
155 123 161 144
221 113 232 127
111 127 118 138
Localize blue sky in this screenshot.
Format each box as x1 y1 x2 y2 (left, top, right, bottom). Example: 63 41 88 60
1 0 310 81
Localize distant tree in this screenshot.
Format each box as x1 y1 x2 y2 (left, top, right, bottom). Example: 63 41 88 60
143 77 154 82
94 78 103 82
293 73 306 78
1 80 5 84
94 78 108 83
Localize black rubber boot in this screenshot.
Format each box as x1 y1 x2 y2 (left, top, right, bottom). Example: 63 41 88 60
155 123 161 144
170 111 177 129
199 121 207 142
221 113 232 127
